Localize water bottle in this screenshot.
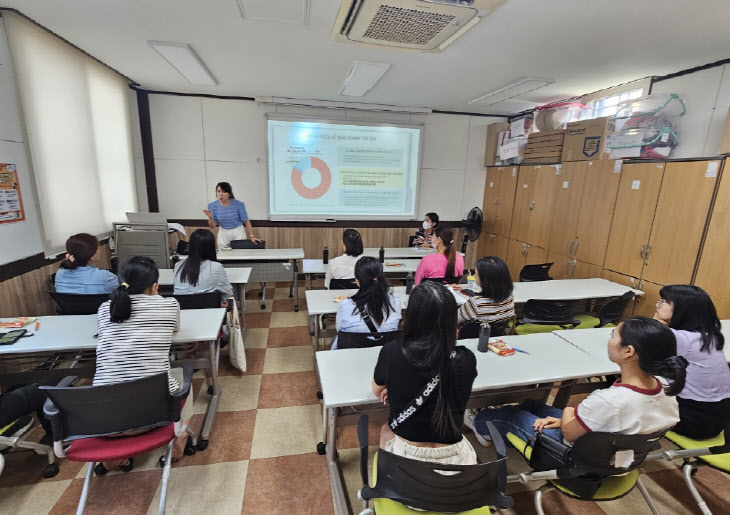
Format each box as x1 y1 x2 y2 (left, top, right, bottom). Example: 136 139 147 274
467 270 476 291
379 246 385 263
323 246 329 264
406 272 414 295
477 322 491 353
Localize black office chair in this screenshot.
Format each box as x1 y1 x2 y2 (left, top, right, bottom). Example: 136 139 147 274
41 368 196 515
356 415 514 514
515 299 581 335
48 291 110 315
169 292 221 310
421 276 461 285
230 240 266 249
519 263 554 282
457 319 511 340
576 291 635 329
329 278 358 290
507 429 666 511
336 330 401 350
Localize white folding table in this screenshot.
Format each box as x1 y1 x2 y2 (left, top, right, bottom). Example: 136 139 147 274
157 267 251 303
362 247 436 259
302 259 422 289
0 309 226 447
513 278 643 304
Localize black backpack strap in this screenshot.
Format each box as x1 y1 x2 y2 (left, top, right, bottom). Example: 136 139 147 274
357 304 379 333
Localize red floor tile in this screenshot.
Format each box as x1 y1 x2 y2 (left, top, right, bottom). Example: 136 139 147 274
244 312 272 329
257 371 320 409
267 326 313 348
178 410 257 466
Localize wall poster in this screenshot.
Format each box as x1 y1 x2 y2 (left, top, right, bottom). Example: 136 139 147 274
0 163 25 224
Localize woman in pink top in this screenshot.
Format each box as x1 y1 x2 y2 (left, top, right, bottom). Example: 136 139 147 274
414 225 464 285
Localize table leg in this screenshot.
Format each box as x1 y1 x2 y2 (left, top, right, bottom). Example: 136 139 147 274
293 260 299 312
199 339 221 448
260 282 267 309
314 315 320 350
325 407 349 515
552 380 576 409
306 272 312 291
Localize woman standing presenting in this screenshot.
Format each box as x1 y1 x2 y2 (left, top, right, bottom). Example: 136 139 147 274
203 182 262 249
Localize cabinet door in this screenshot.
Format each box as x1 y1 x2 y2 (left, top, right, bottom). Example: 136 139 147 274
604 163 665 277
524 244 549 265
547 252 573 279
527 166 561 249
570 259 603 279
506 239 527 281
548 162 587 257
642 160 719 285
711 296 730 319
495 166 519 237
574 160 622 266
510 166 537 242
477 233 509 262
695 160 730 299
482 167 501 234
633 280 663 318
601 269 641 316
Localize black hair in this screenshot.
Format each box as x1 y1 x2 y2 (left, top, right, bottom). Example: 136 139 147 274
401 281 461 441
342 229 363 257
433 224 457 278
476 256 513 302
425 212 439 227
659 284 724 353
350 256 393 326
215 182 235 200
109 256 159 323
618 316 687 396
60 233 99 269
178 229 217 287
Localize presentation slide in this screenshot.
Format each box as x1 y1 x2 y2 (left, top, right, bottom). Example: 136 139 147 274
267 118 421 219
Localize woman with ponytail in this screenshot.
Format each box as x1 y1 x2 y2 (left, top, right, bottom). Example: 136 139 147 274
654 285 730 439
414 224 464 285
332 257 401 349
55 233 117 294
94 256 191 474
174 229 232 306
469 317 685 446
372 281 478 465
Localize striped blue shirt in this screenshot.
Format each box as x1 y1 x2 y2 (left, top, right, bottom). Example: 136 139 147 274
207 199 249 229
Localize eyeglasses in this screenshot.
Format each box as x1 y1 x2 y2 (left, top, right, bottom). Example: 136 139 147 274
656 299 670 306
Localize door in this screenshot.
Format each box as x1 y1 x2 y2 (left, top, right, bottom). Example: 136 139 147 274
506 239 528 281
633 280 663 318
547 252 573 279
604 163 665 277
574 160 623 266
548 162 587 257
695 159 730 299
526 165 561 249
601 269 641 316
495 166 519 237
477 233 509 262
482 167 501 235
642 160 719 285
510 166 537 243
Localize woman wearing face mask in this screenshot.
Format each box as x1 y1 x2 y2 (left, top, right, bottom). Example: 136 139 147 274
414 225 464 285
413 212 439 248
203 182 263 250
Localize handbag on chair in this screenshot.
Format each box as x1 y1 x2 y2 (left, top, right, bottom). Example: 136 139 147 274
528 431 573 471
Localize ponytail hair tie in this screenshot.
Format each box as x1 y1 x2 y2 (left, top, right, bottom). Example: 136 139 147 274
449 240 454 244
65 253 75 262
373 277 378 281
121 282 130 289
663 355 688 372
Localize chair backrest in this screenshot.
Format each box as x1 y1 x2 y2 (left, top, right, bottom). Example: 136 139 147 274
597 291 635 327
521 299 580 326
337 330 401 350
329 278 358 290
169 292 221 310
41 373 173 441
457 319 510 340
421 276 461 285
408 235 418 247
48 291 110 315
230 239 266 249
570 430 666 476
519 263 554 282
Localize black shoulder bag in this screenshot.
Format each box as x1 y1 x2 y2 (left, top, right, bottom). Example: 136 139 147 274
528 431 573 471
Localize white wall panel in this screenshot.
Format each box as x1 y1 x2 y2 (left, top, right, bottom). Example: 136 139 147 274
155 159 207 218
202 98 269 162
466 116 504 170
462 170 487 215
421 113 470 170
149 94 204 160
417 169 465 221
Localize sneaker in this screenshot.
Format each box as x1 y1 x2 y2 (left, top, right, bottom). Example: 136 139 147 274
463 409 492 448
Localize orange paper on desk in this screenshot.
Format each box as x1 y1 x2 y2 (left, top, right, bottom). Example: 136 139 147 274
0 317 36 328
488 339 515 357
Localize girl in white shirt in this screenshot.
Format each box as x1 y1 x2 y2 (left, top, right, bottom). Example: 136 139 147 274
467 316 687 445
325 229 363 289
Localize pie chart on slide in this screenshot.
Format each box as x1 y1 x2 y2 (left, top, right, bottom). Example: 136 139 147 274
291 156 332 199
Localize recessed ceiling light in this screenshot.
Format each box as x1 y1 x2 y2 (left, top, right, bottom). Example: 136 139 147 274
468 78 555 106
148 41 218 86
237 0 310 25
339 61 391 97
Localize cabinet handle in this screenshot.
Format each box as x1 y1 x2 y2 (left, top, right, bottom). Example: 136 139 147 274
571 260 577 276
565 261 571 275
526 245 531 258
522 243 526 258
645 245 652 260
568 241 574 254
529 201 535 212
574 242 579 255
496 197 500 206
639 245 646 258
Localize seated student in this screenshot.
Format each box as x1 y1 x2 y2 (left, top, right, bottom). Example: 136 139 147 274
458 256 515 326
333 257 401 349
413 212 439 248
654 285 730 439
414 224 464 285
174 229 232 306
94 256 191 474
372 281 478 465
466 317 685 446
0 380 58 445
55 233 118 294
325 229 364 289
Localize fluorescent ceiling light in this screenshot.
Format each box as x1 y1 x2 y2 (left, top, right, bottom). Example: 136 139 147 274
148 41 218 85
339 61 390 97
468 78 555 106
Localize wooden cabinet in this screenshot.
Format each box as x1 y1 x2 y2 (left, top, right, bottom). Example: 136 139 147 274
510 165 561 248
642 160 719 285
548 162 587 257
495 166 518 238
477 233 509 262
506 239 548 281
548 252 602 280
604 163 665 277
601 269 641 316
482 168 500 235
573 160 623 266
711 296 730 319
633 280 663 318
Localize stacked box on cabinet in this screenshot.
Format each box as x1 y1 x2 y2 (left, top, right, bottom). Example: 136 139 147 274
484 122 510 166
524 129 565 163
561 117 615 162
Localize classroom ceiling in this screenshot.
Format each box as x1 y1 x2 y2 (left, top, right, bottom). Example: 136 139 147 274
4 0 730 115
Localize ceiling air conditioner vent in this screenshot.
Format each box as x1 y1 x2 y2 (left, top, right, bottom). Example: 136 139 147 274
331 0 505 52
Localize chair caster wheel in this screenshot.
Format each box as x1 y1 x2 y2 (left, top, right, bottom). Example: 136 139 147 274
691 467 699 476
316 391 323 400
258 292 264 298
197 439 209 451
260 304 266 309
294 307 299 312
184 437 197 456
317 442 326 455
43 463 60 478
207 385 214 395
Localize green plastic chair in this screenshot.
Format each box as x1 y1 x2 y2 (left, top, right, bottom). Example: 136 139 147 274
514 299 580 335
